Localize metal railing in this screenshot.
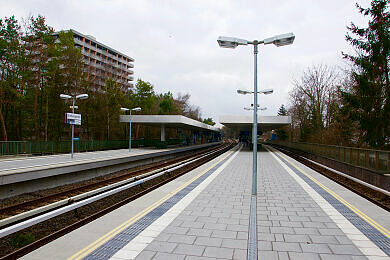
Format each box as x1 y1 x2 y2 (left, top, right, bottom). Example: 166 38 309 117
0 139 186 156
268 141 390 173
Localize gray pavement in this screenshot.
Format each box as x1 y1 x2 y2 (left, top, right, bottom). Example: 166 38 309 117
0 148 166 173
0 143 219 178
135 148 251 260
134 148 389 259
257 149 370 259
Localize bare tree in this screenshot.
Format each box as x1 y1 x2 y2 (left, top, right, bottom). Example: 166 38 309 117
289 64 340 142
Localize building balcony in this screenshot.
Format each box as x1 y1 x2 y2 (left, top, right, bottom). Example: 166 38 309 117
74 38 84 46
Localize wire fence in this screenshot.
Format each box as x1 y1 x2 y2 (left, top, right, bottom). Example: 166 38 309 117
268 141 390 173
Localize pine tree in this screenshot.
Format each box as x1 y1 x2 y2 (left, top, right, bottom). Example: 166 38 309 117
23 15 55 140
276 105 288 140
277 104 287 116
0 16 24 141
342 0 389 147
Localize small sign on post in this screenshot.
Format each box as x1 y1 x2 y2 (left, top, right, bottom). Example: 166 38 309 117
66 113 81 125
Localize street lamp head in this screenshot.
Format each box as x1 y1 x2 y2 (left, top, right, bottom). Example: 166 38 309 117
260 89 274 95
217 36 249 49
76 94 89 100
132 107 142 112
121 107 130 111
237 89 252 95
263 32 295 47
60 94 72 99
244 106 267 111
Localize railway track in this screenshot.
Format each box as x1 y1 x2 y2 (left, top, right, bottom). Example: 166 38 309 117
0 142 236 259
269 144 390 212
0 143 223 221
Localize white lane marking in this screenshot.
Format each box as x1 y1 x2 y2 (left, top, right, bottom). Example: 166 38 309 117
109 147 242 260
267 146 388 259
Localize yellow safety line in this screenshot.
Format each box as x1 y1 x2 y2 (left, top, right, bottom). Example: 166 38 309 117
68 147 237 260
269 147 390 239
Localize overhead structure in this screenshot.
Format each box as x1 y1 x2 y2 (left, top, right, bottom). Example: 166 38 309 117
219 115 291 133
120 115 220 143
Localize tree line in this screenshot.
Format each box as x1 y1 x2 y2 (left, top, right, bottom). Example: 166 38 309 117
281 0 389 148
0 15 214 142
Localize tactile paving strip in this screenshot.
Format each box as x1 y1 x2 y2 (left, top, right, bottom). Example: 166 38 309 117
83 149 236 260
277 154 390 256
247 195 257 260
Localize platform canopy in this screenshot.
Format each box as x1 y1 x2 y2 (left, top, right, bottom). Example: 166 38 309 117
120 115 220 132
219 115 291 132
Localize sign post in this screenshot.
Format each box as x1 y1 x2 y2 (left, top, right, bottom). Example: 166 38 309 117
66 113 81 125
60 93 88 159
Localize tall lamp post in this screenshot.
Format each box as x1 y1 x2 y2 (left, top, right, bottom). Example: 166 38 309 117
60 93 88 159
238 88 273 194
218 33 294 196
121 107 142 152
218 33 294 260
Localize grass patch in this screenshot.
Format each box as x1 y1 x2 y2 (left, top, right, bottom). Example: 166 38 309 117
10 233 35 248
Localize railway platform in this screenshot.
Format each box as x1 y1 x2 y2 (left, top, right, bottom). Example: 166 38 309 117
0 143 219 198
21 145 390 259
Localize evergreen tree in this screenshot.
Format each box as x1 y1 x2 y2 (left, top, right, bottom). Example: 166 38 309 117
342 0 389 147
276 105 288 140
23 15 55 140
0 16 24 141
132 79 156 114
158 92 178 114
202 118 216 126
277 104 287 116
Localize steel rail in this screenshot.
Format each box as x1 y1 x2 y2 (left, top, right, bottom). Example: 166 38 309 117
306 157 390 197
0 144 231 238
0 143 235 260
0 144 223 218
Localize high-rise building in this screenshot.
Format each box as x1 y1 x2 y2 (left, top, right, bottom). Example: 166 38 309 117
54 29 134 92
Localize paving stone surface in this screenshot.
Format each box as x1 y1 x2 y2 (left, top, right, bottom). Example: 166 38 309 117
136 149 252 259
134 149 369 259
257 149 367 259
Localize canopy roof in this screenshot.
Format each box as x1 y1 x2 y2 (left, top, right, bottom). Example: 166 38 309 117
219 115 291 132
120 115 220 132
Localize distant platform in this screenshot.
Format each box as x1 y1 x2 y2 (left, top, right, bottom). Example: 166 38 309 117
120 115 220 132
0 143 220 198
219 115 291 132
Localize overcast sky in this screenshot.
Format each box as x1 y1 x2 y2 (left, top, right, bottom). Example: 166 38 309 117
1 0 369 122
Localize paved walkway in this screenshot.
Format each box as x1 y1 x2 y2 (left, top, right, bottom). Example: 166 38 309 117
131 148 390 259
0 148 164 173
259 148 366 259
134 148 252 260
0 143 223 174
